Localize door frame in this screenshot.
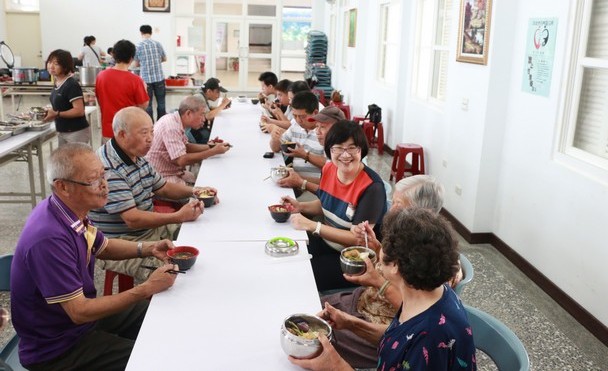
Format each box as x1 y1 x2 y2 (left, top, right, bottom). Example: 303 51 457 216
211 16 279 93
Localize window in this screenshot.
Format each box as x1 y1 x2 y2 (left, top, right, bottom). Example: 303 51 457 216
5 0 38 11
281 6 312 78
560 0 608 167
412 0 452 102
328 6 337 65
378 1 401 83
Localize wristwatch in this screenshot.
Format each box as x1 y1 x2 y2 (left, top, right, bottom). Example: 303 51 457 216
312 222 322 236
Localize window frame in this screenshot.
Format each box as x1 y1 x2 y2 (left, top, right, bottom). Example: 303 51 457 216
557 0 608 175
411 0 452 106
377 0 401 84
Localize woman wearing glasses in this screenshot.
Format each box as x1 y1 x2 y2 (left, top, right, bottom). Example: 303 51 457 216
282 120 387 291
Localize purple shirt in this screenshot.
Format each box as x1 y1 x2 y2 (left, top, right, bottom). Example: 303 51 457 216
10 195 108 366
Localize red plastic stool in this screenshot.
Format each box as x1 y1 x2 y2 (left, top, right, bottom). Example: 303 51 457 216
390 143 425 182
353 115 366 124
153 199 179 213
363 121 385 155
330 102 351 120
103 270 134 296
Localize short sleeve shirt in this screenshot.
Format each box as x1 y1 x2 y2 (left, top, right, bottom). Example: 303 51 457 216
50 77 89 133
135 38 166 83
10 195 108 366
378 286 477 370
89 139 166 238
146 111 188 179
317 162 387 251
280 122 325 179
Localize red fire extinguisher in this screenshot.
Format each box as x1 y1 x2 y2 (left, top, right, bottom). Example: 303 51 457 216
177 36 181 47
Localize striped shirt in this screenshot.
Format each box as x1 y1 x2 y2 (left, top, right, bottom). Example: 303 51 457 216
317 162 387 251
146 112 189 183
89 139 166 238
135 37 166 83
280 121 324 178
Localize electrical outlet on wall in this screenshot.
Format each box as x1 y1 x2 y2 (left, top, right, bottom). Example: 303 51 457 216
455 185 462 196
461 98 469 111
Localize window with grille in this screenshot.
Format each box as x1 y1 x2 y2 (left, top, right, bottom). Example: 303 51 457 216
412 0 452 103
378 1 401 83
560 0 608 167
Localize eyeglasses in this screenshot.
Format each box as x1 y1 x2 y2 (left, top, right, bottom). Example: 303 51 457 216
54 172 110 188
330 146 361 155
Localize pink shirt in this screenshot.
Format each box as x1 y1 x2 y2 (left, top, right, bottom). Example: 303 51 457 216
146 112 190 184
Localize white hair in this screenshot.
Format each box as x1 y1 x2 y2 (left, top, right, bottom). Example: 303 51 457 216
394 175 444 213
112 106 148 136
46 142 94 185
178 94 206 115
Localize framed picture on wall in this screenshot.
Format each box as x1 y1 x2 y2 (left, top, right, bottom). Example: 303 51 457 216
348 9 357 48
143 0 170 13
456 0 492 65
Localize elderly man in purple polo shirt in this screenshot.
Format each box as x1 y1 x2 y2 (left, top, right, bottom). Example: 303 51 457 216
11 143 178 370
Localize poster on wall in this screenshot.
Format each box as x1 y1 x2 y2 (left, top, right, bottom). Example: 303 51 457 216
522 18 558 97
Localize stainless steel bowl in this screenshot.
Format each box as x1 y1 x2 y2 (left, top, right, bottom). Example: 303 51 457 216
29 107 46 121
265 237 298 257
280 314 333 359
270 166 289 182
340 246 377 276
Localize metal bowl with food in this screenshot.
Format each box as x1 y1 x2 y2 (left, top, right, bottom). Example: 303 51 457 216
167 246 199 270
265 237 298 257
280 314 333 359
340 246 377 276
270 166 289 183
29 107 47 121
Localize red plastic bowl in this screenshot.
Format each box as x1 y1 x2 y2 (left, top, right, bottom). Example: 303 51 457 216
165 78 189 86
167 246 199 270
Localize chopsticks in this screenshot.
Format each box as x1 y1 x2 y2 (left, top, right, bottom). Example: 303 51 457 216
141 265 186 274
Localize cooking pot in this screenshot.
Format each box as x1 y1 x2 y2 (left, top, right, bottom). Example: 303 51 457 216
0 41 39 83
12 67 38 83
78 66 103 86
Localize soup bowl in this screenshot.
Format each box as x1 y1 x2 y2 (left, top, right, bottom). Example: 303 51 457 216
339 246 377 276
280 314 333 359
280 142 296 154
193 188 216 207
167 246 199 270
268 204 292 223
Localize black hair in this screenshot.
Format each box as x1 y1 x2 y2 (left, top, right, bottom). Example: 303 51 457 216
140 25 153 34
275 79 292 94
289 80 310 94
290 91 318 114
46 49 75 74
258 71 278 87
381 208 460 291
112 40 136 64
323 120 369 159
83 36 96 46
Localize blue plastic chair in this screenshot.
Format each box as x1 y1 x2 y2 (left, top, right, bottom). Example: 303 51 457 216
454 253 474 296
0 254 25 371
0 254 12 291
465 304 530 371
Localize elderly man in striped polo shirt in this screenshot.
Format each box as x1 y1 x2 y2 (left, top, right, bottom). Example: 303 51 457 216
90 107 213 281
146 94 231 185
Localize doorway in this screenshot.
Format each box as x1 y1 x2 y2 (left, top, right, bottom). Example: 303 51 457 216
212 18 278 93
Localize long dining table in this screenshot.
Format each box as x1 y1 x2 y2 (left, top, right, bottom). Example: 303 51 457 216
126 99 322 370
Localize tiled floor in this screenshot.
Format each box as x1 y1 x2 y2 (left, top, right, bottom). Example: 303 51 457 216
1 96 607 369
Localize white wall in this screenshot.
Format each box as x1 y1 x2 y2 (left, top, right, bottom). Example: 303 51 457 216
39 0 173 76
329 0 608 326
0 1 7 68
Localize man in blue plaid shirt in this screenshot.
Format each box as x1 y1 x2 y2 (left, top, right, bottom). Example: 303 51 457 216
135 25 167 121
